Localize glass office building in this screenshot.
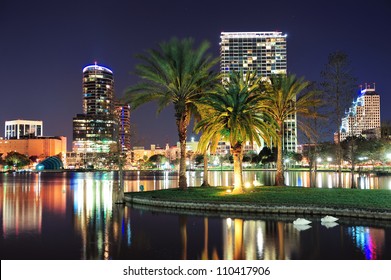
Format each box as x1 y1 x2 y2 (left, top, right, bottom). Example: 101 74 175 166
72 63 117 153
220 32 296 152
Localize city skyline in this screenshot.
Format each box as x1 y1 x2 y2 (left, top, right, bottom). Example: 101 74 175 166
1 0 390 148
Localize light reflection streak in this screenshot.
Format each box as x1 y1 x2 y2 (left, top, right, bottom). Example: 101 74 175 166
257 226 264 258
347 226 384 260
327 174 333 188
317 173 323 188
70 174 132 259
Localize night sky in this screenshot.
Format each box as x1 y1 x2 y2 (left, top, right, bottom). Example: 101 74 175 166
1 0 390 150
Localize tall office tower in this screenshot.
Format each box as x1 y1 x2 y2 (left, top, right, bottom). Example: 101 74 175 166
72 63 117 153
5 120 43 139
339 83 381 141
114 100 131 151
220 32 296 152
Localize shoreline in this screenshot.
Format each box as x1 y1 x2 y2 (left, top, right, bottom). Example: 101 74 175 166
124 188 391 221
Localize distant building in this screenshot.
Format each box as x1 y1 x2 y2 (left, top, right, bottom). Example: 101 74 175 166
132 145 166 163
220 31 296 152
72 114 116 153
338 83 381 141
213 141 262 156
72 63 117 153
5 119 43 139
114 101 131 151
0 136 67 162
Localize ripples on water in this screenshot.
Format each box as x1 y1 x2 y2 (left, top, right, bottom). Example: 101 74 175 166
0 171 390 260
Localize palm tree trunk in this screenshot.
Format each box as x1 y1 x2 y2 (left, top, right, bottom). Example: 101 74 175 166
276 124 285 186
231 143 244 192
201 151 210 187
177 117 188 190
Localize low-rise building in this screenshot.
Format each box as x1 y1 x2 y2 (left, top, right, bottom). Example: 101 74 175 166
0 136 67 163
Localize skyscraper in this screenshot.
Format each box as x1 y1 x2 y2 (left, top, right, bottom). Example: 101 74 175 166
114 100 131 151
220 32 287 78
220 32 296 152
339 83 381 141
72 63 117 153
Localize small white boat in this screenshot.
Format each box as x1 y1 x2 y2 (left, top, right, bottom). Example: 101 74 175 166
321 215 338 223
293 218 311 225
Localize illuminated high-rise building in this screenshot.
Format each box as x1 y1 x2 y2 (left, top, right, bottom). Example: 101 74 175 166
82 64 114 115
339 83 381 141
220 32 296 152
114 101 131 151
72 63 117 153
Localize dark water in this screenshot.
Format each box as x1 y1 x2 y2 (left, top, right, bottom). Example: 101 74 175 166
1 171 390 260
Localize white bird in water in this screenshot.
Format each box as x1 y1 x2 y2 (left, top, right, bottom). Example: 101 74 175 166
293 218 311 225
321 215 338 223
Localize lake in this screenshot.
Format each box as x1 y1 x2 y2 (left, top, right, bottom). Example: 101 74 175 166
1 171 390 260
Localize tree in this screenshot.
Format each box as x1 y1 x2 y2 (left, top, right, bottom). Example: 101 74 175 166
148 154 168 169
195 71 276 193
123 38 219 190
320 51 356 187
297 81 327 187
194 154 204 166
259 147 276 167
5 151 30 169
262 74 322 186
341 136 367 188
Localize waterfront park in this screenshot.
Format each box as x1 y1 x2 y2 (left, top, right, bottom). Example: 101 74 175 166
2 38 391 261
120 38 391 220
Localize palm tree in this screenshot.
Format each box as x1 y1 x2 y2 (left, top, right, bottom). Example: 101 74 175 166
262 74 322 186
195 71 276 193
123 38 219 190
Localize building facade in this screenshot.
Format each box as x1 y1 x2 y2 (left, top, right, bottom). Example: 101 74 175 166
5 120 43 139
339 84 381 141
220 32 297 152
0 136 67 161
72 63 117 153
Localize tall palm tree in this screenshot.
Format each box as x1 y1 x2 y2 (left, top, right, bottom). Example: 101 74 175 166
123 38 219 190
262 74 322 186
195 71 276 193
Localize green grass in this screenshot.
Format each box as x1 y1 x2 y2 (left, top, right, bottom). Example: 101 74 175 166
125 186 391 212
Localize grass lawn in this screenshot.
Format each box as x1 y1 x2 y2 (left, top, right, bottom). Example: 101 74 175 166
125 186 391 212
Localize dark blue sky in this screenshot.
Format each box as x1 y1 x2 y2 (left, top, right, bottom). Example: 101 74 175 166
1 0 390 149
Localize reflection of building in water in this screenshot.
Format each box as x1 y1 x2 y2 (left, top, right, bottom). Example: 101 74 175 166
72 175 131 259
222 218 300 260
2 173 67 238
347 226 385 260
2 181 42 237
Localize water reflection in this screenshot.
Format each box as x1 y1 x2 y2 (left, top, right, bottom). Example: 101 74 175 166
1 172 390 260
119 170 391 191
347 226 385 260
71 174 132 259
